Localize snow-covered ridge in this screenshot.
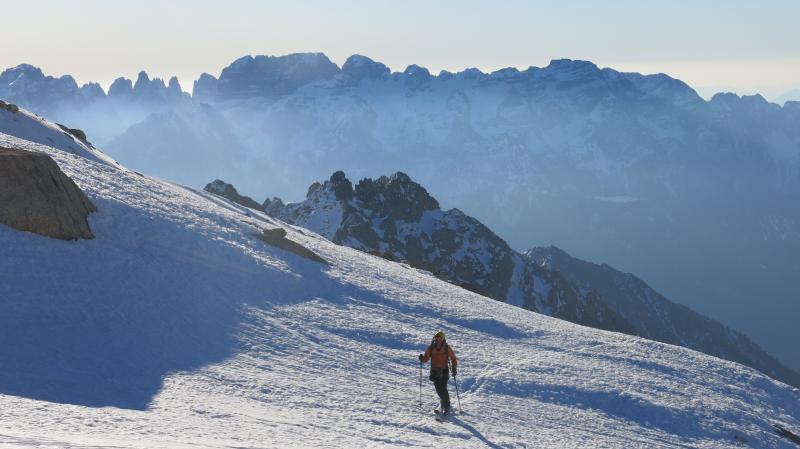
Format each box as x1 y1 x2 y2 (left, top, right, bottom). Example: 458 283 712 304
1 133 799 447
0 101 119 167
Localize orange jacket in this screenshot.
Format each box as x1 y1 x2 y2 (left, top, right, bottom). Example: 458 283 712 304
422 341 457 370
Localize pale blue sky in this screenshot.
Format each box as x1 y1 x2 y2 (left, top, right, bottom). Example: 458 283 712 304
2 0 799 99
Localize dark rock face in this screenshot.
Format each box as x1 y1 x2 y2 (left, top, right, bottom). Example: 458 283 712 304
0 147 96 240
525 246 800 389
329 171 354 201
354 172 438 222
56 124 89 144
204 179 264 211
0 100 19 114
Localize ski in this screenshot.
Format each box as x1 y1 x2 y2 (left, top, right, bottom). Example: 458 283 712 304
433 408 451 422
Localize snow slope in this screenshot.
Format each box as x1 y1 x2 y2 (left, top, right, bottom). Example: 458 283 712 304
0 103 119 167
1 133 799 448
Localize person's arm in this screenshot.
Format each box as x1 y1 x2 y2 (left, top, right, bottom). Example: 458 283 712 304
419 345 432 363
448 346 458 372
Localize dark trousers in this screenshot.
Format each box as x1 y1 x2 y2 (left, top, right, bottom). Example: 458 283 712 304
430 368 450 411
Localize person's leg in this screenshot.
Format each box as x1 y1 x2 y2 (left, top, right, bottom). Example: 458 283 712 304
431 369 445 410
432 370 444 409
434 372 451 412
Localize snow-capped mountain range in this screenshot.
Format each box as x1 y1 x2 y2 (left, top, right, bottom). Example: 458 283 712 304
2 53 799 373
2 107 800 448
205 172 800 389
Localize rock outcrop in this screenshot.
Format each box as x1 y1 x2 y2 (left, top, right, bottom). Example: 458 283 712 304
204 179 264 211
0 147 96 239
254 227 327 264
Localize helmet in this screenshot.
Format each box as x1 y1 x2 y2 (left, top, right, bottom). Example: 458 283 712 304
434 331 445 339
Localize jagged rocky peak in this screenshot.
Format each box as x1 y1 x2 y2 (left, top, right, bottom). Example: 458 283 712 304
305 181 322 197
204 179 264 211
80 82 105 99
0 64 45 83
192 72 219 103
354 172 439 221
262 197 285 216
167 76 183 96
127 70 186 101
341 54 390 80
327 170 354 201
108 77 133 97
133 71 151 90
216 53 341 99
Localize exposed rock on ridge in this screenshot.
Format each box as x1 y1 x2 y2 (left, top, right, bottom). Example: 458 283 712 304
204 179 264 211
0 147 96 239
254 227 327 264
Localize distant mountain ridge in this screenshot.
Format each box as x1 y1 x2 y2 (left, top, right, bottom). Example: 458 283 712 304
3 53 800 372
525 246 800 388
204 173 800 389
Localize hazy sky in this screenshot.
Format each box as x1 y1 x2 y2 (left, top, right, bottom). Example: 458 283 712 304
3 0 799 100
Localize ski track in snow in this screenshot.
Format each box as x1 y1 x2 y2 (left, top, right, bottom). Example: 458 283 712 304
0 132 799 448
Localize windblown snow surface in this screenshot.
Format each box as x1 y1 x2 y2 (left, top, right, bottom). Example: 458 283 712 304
0 133 798 448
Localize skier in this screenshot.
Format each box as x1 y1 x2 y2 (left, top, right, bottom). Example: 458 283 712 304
418 331 458 416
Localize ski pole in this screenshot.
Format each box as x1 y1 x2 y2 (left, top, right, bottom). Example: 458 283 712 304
452 365 462 415
453 374 462 415
419 361 423 408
